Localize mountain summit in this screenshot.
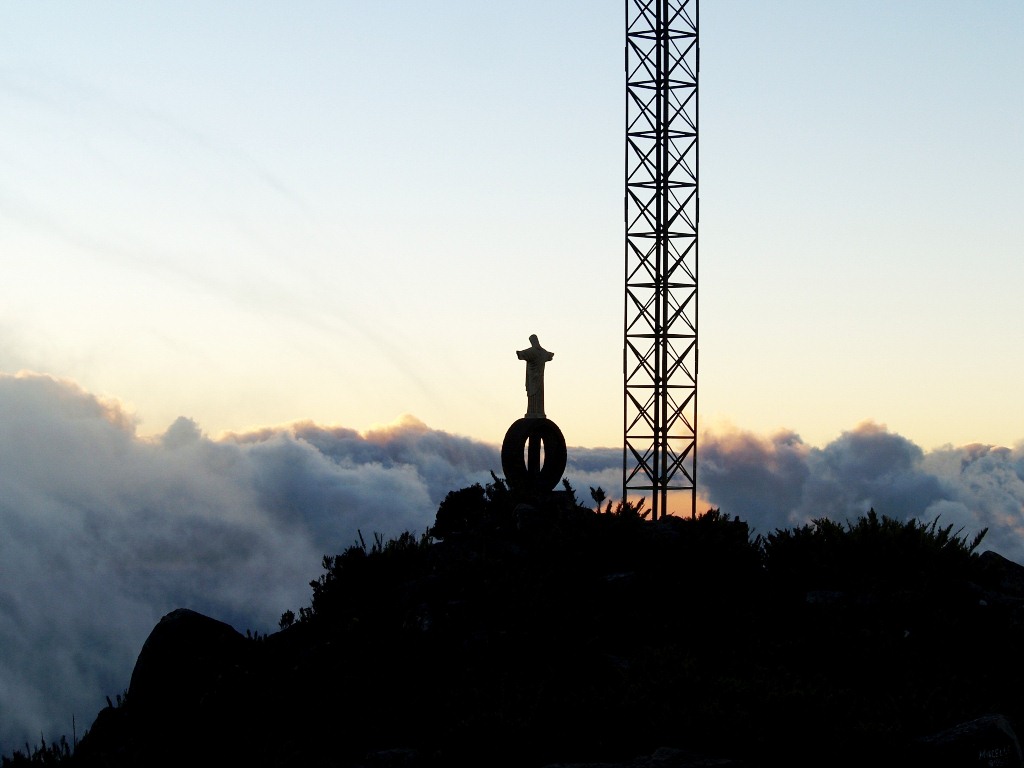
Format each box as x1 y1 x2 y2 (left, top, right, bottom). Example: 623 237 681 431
32 479 1024 767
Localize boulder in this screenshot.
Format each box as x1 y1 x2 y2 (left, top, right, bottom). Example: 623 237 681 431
127 607 246 722
914 714 1023 768
75 609 248 766
979 552 1024 598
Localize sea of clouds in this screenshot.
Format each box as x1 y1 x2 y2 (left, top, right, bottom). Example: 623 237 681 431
1 371 1023 752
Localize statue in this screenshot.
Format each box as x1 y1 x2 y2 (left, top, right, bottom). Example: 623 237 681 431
516 334 554 418
503 333 566 492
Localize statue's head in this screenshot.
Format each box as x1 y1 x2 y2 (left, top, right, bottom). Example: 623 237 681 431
529 334 539 345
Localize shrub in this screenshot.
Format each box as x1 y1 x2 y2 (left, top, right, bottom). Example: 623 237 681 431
764 508 987 592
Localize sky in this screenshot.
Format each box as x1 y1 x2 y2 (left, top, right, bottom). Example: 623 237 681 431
1 0 1023 754
2 0 1021 451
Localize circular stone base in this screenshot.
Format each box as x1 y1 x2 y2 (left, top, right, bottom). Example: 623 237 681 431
500 418 567 493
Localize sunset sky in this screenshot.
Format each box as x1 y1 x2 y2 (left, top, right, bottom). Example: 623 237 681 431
2 2 1024 752
2 1 1023 451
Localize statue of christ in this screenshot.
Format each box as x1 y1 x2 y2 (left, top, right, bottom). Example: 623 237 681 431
516 334 554 418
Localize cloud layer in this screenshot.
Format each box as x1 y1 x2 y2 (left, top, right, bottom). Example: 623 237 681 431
0 374 497 753
1 373 1022 753
699 422 1024 561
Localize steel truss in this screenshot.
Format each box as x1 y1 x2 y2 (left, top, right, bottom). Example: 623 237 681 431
624 0 698 519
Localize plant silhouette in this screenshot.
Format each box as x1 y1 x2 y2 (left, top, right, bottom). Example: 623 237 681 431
12 479 1021 768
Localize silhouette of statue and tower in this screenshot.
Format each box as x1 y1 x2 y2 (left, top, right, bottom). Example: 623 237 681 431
501 1 699 517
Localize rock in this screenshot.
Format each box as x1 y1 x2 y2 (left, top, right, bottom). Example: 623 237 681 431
127 607 246 722
74 609 248 766
72 703 129 762
914 714 1023 767
979 552 1024 598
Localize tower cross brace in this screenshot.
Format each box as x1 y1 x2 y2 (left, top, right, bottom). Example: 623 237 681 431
623 0 699 519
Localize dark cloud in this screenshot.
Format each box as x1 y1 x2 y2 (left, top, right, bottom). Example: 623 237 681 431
700 429 810 529
1 374 1022 754
797 423 947 522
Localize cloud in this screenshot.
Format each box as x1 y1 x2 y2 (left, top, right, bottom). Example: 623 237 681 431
921 444 1024 559
2 374 1023 755
699 422 1024 561
699 428 811 529
0 374 497 753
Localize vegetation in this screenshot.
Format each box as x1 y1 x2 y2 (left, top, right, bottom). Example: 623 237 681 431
1 736 72 768
9 476 1017 768
764 509 987 592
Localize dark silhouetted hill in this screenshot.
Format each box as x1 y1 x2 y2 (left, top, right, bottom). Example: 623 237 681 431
9 476 1024 768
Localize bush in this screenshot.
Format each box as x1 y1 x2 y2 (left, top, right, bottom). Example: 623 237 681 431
764 508 987 592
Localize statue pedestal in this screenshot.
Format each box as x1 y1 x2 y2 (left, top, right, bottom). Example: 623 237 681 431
500 417 567 493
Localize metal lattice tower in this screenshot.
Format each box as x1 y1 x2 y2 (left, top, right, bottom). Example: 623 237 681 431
624 0 698 520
